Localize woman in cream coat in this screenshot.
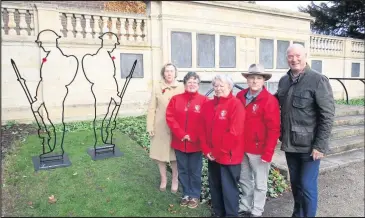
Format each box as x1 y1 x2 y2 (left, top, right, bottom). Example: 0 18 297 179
147 63 184 193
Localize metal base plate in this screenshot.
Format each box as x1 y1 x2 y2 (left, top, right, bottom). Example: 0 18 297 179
87 144 123 161
32 153 72 171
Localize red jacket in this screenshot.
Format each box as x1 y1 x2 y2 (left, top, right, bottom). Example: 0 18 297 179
236 87 281 162
166 91 209 153
199 93 246 165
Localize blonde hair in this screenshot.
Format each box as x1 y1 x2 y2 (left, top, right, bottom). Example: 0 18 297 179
160 63 178 79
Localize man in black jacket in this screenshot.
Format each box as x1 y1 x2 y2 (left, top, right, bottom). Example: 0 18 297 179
275 43 335 217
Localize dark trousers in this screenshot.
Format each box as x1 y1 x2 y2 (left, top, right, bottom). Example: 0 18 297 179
208 160 241 217
285 152 321 217
175 150 203 199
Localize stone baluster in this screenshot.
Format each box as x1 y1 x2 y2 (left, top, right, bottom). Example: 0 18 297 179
75 14 83 38
111 17 117 34
1 9 5 35
29 9 35 36
18 9 28 36
315 37 321 53
84 15 93 39
135 19 143 42
141 19 146 41
120 18 127 40
66 13 74 38
127 18 134 40
7 8 17 35
98 16 104 36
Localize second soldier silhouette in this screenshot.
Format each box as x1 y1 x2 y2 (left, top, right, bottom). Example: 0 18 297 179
82 32 121 147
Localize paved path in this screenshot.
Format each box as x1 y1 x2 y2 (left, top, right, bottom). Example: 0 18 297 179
263 161 364 217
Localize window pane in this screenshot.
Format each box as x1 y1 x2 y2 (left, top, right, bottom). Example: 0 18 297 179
219 35 236 68
311 60 322 73
277 40 290 69
197 34 215 68
171 31 192 68
120 53 144 78
259 39 274 69
351 63 360 77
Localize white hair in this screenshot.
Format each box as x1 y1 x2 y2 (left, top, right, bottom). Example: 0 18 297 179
211 74 234 89
286 43 307 56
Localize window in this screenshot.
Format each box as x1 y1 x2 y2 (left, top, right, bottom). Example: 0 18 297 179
277 40 290 69
197 33 215 68
171 31 192 68
259 39 274 69
120 53 144 78
351 63 360 77
311 60 322 73
219 35 236 68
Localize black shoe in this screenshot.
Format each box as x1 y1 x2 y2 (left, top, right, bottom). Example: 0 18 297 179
238 211 251 217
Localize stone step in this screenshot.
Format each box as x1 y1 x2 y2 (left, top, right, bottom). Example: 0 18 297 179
335 104 364 117
334 115 364 126
272 148 364 180
331 124 365 139
328 135 364 155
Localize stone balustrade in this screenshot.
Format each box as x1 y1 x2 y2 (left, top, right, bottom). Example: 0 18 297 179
351 40 365 58
58 9 148 43
310 34 345 57
1 3 148 45
1 4 35 36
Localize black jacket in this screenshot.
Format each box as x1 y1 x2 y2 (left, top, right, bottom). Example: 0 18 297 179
276 65 335 154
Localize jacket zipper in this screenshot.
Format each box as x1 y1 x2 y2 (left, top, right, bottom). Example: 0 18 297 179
184 96 192 152
209 98 219 150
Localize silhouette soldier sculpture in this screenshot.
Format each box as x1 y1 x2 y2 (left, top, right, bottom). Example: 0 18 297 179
82 32 137 160
11 29 78 171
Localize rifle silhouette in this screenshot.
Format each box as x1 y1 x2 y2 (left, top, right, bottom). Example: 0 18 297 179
10 59 53 154
96 59 138 155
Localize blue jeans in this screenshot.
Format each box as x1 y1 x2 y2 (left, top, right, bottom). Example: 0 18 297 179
285 152 320 217
208 160 241 217
175 150 203 199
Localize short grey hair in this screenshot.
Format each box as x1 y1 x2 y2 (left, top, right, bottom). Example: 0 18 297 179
286 43 307 56
183 71 201 84
211 74 234 89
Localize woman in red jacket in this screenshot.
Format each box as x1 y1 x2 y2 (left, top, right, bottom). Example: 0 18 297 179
166 72 208 209
236 64 280 217
199 74 246 217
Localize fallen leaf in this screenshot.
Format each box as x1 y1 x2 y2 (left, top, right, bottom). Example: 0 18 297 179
106 198 110 203
169 204 174 208
27 201 33 206
48 195 57 204
73 172 77 176
109 210 115 215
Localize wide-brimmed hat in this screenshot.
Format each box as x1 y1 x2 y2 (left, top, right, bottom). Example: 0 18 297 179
241 63 272 81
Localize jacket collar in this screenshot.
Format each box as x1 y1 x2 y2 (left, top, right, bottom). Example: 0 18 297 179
213 92 234 104
241 86 269 103
286 64 311 83
160 79 179 90
182 90 199 98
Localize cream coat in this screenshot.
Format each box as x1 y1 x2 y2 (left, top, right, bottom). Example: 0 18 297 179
147 80 184 162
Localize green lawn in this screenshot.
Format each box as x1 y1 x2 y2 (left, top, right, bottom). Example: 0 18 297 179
2 130 211 217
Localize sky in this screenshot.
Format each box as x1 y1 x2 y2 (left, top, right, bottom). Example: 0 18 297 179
255 1 329 12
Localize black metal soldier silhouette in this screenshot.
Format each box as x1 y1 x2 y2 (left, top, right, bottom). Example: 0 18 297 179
11 29 78 169
82 32 137 158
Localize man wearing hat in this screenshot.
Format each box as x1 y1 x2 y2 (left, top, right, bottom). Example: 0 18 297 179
236 63 281 217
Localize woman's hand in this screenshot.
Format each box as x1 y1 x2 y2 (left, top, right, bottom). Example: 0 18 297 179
207 153 215 161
